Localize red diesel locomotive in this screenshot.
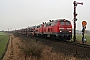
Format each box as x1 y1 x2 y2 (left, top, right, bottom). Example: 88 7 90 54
18 19 72 40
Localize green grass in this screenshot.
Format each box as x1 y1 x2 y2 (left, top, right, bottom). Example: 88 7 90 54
75 34 90 44
0 32 9 58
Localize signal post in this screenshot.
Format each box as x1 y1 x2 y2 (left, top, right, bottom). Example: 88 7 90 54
73 1 83 42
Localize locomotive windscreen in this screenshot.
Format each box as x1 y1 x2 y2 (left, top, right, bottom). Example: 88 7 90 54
60 21 64 25
60 21 70 25
66 21 70 25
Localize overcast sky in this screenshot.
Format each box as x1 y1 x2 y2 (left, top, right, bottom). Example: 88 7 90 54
0 0 90 31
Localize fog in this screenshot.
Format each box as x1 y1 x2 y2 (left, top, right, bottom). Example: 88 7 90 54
0 0 90 31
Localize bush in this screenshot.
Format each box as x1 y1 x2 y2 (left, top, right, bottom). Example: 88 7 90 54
20 39 43 59
13 33 19 37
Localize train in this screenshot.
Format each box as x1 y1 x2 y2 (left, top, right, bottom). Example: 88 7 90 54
17 19 72 40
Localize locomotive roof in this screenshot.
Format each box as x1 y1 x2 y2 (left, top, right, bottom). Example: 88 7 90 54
46 19 70 24
56 19 70 22
41 19 70 26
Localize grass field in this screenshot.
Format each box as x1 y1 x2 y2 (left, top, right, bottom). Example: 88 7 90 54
0 32 9 58
75 33 90 44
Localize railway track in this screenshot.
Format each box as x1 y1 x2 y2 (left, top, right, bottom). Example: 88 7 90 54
62 41 90 49
33 36 90 49
14 34 90 59
19 34 90 49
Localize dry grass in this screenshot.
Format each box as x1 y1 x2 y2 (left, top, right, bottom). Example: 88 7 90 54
19 37 76 60
13 33 77 60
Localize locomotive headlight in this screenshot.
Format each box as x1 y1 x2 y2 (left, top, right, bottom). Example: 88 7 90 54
60 31 62 32
69 31 71 32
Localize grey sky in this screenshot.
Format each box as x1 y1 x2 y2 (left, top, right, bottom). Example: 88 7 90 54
0 0 90 31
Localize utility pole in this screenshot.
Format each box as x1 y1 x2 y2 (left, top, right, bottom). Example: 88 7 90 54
73 1 83 42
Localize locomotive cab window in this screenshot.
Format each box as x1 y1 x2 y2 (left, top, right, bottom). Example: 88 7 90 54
48 23 51 26
66 21 70 25
60 21 65 25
